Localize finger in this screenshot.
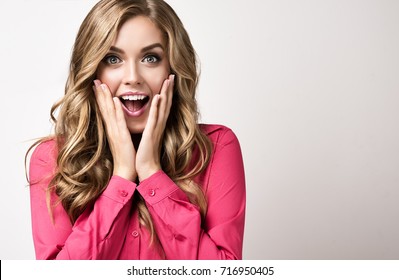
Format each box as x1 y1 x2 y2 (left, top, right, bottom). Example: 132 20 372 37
165 74 175 116
113 97 126 124
94 80 111 107
99 83 116 115
145 94 160 133
158 78 170 116
158 76 174 123
113 97 134 148
93 80 106 113
94 81 119 137
160 75 174 125
94 81 110 114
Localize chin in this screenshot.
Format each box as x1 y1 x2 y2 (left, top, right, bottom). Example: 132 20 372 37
124 111 149 134
127 122 146 134
128 127 145 134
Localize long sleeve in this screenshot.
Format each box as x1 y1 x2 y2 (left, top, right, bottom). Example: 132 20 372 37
137 127 246 259
29 140 137 259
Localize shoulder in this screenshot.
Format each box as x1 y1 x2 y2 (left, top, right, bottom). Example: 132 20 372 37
29 138 58 183
30 138 57 164
199 124 240 147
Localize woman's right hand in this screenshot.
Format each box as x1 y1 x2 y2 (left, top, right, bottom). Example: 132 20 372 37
93 80 137 182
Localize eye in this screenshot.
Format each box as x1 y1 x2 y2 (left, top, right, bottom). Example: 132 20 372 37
103 55 121 65
142 54 160 64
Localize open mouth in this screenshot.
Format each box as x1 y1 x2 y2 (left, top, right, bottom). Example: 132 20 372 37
119 94 150 113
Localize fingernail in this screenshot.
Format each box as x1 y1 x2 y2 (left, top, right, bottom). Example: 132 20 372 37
100 84 107 91
171 74 175 81
94 80 101 87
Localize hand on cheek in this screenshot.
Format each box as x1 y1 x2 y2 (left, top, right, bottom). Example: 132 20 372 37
135 74 175 181
93 80 137 181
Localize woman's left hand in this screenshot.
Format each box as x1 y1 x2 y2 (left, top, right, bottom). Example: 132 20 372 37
135 74 175 181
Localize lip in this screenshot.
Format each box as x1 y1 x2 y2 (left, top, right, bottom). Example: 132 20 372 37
118 91 150 118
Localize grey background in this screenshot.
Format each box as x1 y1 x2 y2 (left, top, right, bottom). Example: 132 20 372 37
0 0 398 259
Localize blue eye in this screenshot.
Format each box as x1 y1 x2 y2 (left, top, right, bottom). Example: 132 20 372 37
104 55 121 65
143 54 160 64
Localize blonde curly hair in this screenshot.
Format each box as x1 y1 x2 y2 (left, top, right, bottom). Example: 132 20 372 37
27 0 212 243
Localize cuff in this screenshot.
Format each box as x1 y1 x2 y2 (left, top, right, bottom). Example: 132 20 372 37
137 170 180 205
101 175 137 204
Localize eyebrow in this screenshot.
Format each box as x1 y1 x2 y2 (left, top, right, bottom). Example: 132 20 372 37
109 43 164 54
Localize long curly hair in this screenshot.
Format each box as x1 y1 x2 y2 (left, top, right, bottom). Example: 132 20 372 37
27 0 212 242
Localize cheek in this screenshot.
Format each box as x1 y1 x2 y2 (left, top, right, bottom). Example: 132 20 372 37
145 69 170 94
97 68 120 95
150 76 166 94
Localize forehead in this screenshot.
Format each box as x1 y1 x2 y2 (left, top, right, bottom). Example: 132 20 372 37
114 15 165 50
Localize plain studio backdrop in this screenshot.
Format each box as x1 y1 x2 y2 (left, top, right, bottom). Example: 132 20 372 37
0 0 398 260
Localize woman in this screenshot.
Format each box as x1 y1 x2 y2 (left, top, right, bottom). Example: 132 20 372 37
28 0 245 260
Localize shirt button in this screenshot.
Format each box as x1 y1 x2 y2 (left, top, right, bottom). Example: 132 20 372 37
149 189 156 197
119 190 128 197
131 231 139 238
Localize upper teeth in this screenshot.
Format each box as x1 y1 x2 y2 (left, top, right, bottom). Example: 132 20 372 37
121 95 146 101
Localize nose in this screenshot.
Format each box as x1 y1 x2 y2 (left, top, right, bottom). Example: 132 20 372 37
123 61 142 86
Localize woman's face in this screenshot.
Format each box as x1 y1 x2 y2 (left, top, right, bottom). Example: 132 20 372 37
97 16 170 134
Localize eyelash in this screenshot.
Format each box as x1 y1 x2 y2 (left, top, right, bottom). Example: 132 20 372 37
102 54 161 65
103 55 121 65
142 54 161 64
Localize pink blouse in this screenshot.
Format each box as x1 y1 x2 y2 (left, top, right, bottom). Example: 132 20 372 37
29 124 246 260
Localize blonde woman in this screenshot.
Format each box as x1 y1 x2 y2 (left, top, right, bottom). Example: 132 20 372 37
28 0 245 260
